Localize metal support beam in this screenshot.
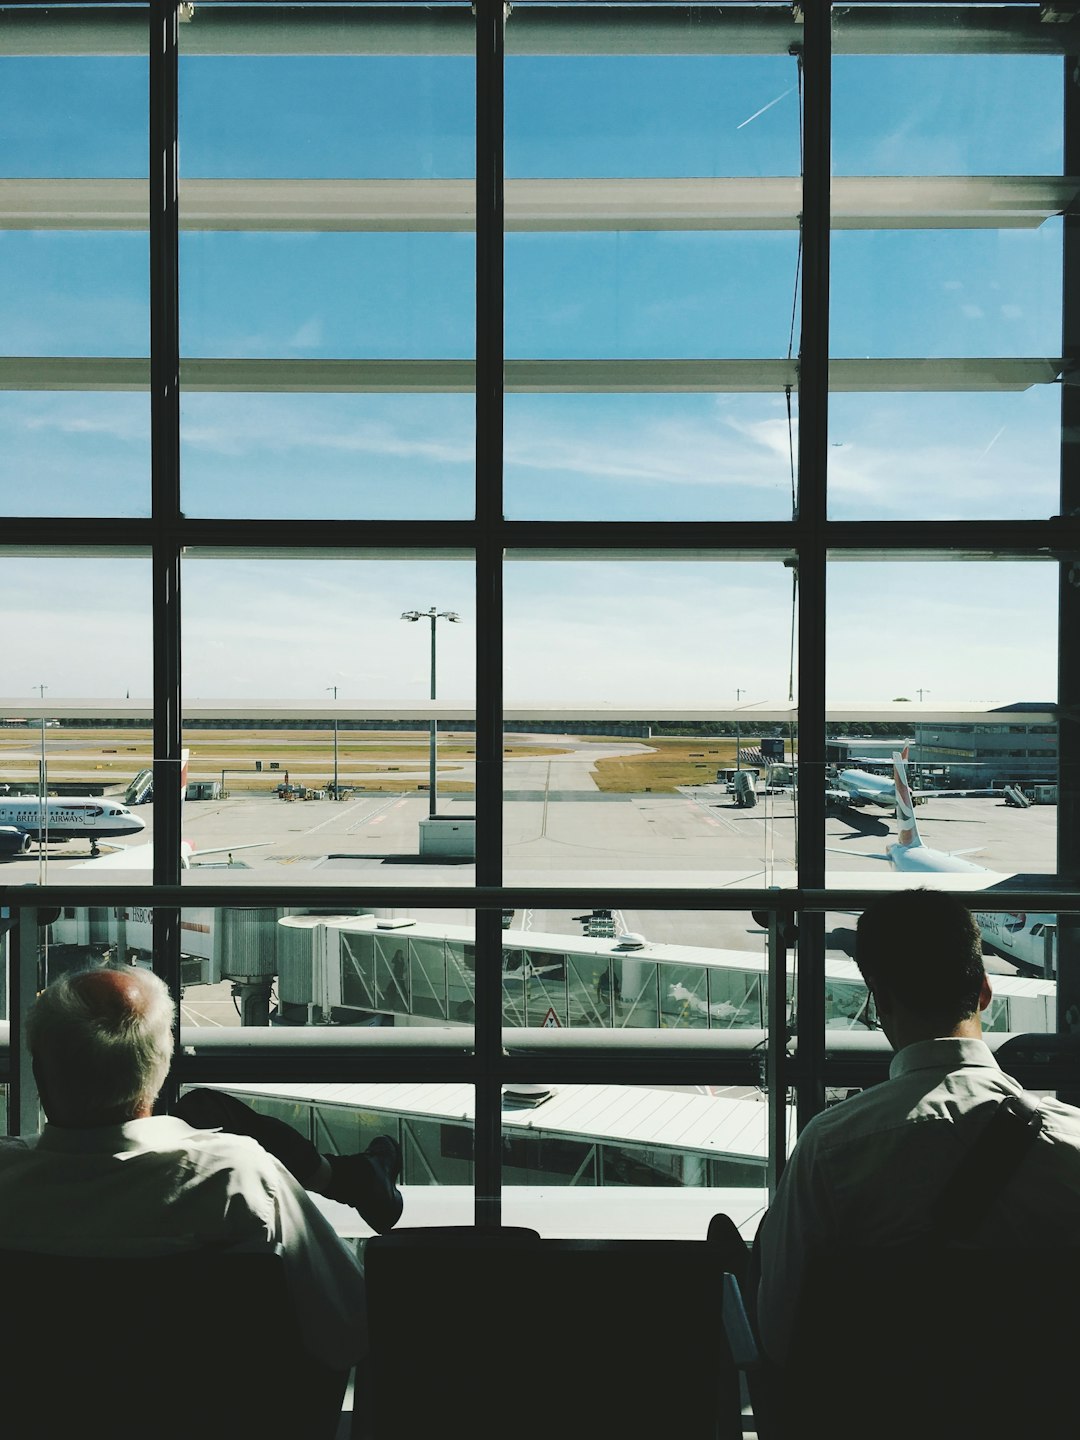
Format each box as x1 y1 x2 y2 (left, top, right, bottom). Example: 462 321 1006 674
794 0 830 1136
473 0 506 1229
1058 51 1080 1086
150 1 182 1100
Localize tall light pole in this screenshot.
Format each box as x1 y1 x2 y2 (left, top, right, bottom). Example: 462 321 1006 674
401 608 460 817
36 684 48 882
326 685 339 797
734 688 745 773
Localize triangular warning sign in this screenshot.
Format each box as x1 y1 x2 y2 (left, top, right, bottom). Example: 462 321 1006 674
542 1007 561 1028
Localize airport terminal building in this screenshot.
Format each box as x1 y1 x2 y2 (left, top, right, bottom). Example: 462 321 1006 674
3 4 1080 1434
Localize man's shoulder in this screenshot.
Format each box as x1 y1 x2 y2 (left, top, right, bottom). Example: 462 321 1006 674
117 1117 295 1196
796 1082 899 1144
169 1124 291 1180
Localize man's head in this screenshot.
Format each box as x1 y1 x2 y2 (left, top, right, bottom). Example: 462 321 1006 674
855 889 991 1048
26 965 175 1127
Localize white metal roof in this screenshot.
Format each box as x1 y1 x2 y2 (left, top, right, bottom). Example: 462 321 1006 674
228 1078 788 1161
283 913 1054 1000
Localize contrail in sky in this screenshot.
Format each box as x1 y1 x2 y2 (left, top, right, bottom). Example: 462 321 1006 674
982 425 1005 454
736 87 795 129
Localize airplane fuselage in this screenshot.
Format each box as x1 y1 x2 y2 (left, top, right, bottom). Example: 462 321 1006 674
974 910 1056 976
886 841 984 875
0 798 145 846
887 841 1055 974
837 769 896 807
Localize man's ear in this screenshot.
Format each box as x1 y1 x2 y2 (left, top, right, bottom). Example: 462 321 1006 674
977 974 993 1012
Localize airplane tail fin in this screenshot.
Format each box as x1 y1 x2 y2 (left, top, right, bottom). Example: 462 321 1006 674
893 745 923 850
179 749 190 869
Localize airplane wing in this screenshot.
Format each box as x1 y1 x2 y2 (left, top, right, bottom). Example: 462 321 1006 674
825 847 890 860
186 842 271 865
69 843 154 870
910 788 997 799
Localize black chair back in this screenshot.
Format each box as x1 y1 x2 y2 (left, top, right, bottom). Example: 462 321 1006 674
363 1225 744 1440
0 1242 350 1440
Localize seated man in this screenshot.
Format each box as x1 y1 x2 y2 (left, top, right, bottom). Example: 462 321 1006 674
0 963 402 1370
755 888 1080 1372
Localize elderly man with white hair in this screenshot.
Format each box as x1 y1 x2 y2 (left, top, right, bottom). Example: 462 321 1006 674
0 963 401 1369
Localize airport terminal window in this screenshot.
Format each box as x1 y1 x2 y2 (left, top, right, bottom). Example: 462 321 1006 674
1 0 1079 1231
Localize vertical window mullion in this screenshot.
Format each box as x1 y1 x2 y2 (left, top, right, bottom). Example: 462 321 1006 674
474 0 506 1226
149 0 182 1078
792 0 831 1149
1058 52 1080 1069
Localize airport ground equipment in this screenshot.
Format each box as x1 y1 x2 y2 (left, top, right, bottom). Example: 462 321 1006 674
363 1226 748 1440
123 767 154 804
0 1240 349 1440
733 769 758 807
1003 784 1032 808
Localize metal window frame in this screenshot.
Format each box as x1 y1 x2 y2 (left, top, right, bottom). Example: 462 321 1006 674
1 0 1079 1212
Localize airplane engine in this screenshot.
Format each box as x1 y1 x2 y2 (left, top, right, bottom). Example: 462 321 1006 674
0 828 32 857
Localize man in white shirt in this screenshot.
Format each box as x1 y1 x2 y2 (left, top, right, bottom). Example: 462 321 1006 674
0 964 384 1369
755 888 1080 1371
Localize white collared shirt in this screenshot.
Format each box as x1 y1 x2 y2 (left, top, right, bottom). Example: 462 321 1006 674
0 1115 367 1368
756 1038 1080 1366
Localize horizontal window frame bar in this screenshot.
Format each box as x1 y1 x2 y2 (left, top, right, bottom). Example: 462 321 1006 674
3 4 1077 59
0 357 1066 393
4 886 1078 910
4 1028 1078 1094
2 175 1073 232
1 518 1078 557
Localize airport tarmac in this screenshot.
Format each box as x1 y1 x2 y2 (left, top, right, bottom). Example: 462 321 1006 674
23 780 1058 885
20 774 1059 986
18 773 1051 1023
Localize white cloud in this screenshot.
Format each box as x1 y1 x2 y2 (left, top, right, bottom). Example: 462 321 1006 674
288 315 324 349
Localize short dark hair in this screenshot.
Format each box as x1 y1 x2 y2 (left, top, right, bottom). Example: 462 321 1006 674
855 890 985 1032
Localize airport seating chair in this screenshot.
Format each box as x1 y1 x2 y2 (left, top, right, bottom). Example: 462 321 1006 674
776 1243 1080 1440
0 1240 351 1440
362 1224 750 1440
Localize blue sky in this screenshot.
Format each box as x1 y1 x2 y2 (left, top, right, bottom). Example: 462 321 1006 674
0 44 1065 703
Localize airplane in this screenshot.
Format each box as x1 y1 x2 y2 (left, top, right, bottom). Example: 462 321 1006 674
833 753 993 810
881 749 1056 976
834 765 906 808
70 750 266 871
0 795 145 859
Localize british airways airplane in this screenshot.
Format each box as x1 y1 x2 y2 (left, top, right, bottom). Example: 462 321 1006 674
0 796 145 858
887 750 1056 977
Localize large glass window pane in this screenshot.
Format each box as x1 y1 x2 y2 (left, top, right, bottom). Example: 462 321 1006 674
832 55 1062 177
503 12 802 520
180 553 476 890
502 907 774 1033
500 1080 774 1244
505 392 797 522
181 393 474 521
503 557 798 888
829 34 1068 520
827 386 1059 522
178 12 475 519
0 18 149 515
0 557 153 885
213 1080 474 1200
825 560 1059 885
